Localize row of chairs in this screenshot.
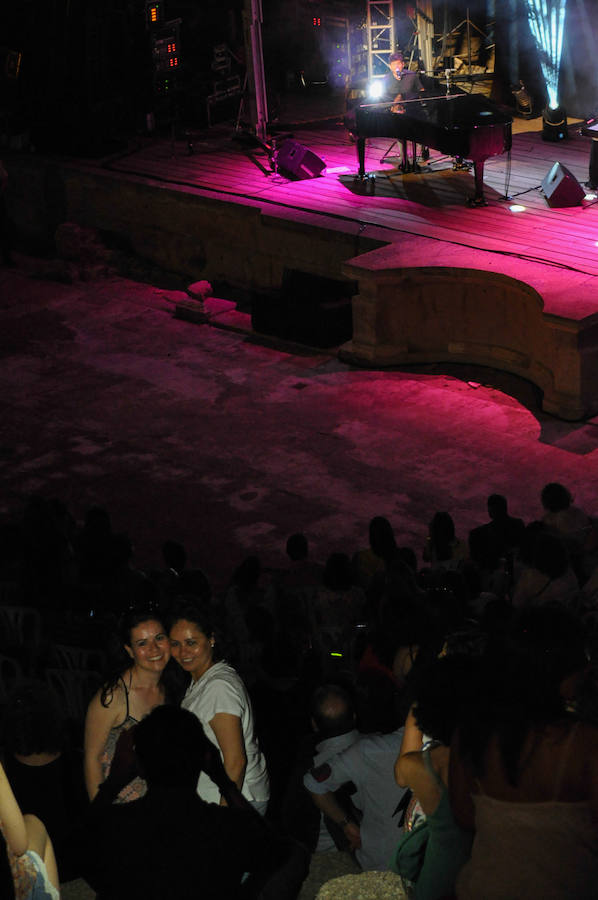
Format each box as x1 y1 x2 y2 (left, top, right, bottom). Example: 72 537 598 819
0 603 106 667
0 651 103 728
0 602 105 729
0 604 42 668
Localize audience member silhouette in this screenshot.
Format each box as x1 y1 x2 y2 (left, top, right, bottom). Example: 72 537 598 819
352 516 396 591
153 539 212 607
272 534 322 676
74 506 115 587
540 482 595 580
451 605 598 899
512 530 579 609
304 675 410 871
465 525 509 610
283 683 360 856
423 512 468 572
309 553 366 679
1 681 86 881
0 479 596 897
484 494 525 554
393 656 475 899
224 556 276 682
86 705 299 899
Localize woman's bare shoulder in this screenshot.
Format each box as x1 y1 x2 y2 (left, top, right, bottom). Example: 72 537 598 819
88 675 128 721
429 743 450 776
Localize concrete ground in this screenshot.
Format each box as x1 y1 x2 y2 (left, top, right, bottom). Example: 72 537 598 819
4 249 598 899
3 94 591 900
2 255 598 592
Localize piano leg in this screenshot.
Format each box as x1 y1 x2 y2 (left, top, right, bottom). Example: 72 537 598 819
399 140 409 172
469 161 488 207
411 142 419 172
588 139 598 190
356 137 367 180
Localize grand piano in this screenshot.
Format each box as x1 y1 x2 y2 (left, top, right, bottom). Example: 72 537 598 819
353 79 513 206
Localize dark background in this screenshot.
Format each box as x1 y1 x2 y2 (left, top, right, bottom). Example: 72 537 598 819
1 0 597 153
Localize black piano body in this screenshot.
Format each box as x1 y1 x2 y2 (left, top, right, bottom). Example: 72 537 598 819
353 83 513 205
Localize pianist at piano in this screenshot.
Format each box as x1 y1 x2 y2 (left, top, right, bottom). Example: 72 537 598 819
384 52 425 110
352 73 512 206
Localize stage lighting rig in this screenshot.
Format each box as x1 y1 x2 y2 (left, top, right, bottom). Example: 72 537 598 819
151 17 182 90
523 0 568 141
542 105 568 142
367 79 384 100
512 81 533 119
145 1 164 29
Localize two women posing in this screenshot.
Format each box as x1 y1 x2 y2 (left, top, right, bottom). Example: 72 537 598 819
84 602 269 811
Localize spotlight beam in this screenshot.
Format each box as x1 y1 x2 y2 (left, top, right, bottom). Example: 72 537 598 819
524 0 567 108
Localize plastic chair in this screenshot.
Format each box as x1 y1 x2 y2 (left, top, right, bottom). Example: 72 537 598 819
0 654 23 704
0 605 42 672
52 643 106 673
45 667 102 724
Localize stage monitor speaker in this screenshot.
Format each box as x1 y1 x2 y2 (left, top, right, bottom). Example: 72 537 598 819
276 139 326 179
541 161 584 208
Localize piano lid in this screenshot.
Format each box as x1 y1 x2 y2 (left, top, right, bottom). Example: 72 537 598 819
357 84 512 131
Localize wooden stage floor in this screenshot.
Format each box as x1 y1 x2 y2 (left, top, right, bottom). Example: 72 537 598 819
17 109 597 419
96 113 598 280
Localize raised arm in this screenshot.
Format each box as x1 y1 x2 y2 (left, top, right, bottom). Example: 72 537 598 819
0 760 27 856
0 762 60 891
394 705 424 787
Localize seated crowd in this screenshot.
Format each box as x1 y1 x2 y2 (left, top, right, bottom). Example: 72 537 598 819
1 482 598 899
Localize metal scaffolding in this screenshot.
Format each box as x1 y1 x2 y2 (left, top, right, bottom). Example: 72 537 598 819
414 1 435 73
366 0 395 80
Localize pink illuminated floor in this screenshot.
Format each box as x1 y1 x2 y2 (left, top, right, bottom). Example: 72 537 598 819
2 261 598 590
4 114 598 584
99 116 598 279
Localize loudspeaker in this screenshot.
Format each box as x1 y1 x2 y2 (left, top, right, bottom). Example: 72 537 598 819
541 161 584 208
276 139 326 179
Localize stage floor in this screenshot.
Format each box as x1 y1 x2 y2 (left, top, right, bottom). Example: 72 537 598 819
90 112 598 279
4 109 598 584
7 107 598 418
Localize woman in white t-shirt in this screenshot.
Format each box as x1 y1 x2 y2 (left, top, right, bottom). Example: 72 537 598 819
169 602 270 814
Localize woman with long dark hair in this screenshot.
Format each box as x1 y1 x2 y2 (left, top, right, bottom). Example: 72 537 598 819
423 512 468 571
169 600 270 813
451 606 598 899
84 608 172 802
394 656 475 899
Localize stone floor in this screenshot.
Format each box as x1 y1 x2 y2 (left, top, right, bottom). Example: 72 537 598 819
2 255 598 593
61 879 95 899
4 253 598 897
60 849 360 900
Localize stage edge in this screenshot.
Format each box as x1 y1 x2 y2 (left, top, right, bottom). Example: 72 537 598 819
339 262 598 422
